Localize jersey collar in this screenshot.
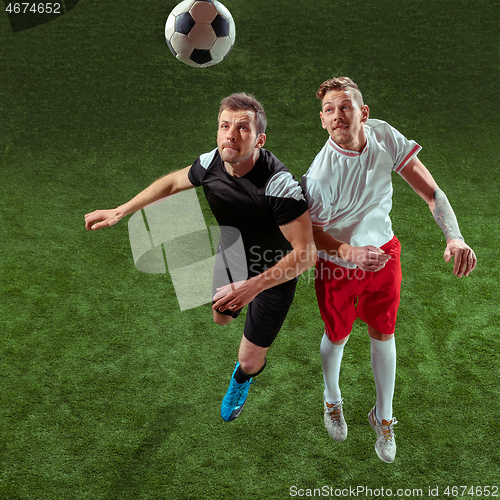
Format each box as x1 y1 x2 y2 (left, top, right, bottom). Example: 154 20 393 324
328 136 370 157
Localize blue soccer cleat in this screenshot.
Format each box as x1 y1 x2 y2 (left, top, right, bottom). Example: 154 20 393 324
221 362 253 422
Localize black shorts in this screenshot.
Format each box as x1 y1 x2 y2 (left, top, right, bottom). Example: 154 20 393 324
213 277 298 348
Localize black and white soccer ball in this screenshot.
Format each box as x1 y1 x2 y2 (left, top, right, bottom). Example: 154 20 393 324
165 0 236 68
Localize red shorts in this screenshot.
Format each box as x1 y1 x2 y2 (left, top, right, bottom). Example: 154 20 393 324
315 236 402 341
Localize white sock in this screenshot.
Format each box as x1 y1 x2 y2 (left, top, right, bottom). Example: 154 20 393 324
320 332 348 404
370 336 396 423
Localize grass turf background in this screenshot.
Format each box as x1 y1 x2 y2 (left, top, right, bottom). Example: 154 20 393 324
1 0 499 499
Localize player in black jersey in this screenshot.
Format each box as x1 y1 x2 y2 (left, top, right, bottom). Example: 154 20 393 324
85 93 316 422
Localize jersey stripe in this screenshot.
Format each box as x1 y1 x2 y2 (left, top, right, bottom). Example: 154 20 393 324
395 144 421 173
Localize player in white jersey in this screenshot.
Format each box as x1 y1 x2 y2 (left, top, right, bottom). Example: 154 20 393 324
301 77 476 463
85 93 316 424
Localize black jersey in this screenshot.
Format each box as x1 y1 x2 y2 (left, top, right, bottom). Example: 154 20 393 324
188 148 308 277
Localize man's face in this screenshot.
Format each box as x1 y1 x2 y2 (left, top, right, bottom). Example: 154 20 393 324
217 109 264 166
320 90 369 152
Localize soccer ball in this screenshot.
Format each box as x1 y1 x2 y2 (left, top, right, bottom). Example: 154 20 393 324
165 0 236 68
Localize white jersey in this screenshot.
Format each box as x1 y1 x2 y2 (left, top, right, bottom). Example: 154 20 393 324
301 119 421 268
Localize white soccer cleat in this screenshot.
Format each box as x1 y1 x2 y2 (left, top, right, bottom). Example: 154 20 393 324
324 398 348 442
368 406 398 463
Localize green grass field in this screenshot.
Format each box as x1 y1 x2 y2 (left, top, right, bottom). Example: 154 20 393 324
1 0 499 499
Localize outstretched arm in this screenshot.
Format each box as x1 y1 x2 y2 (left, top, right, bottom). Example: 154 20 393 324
399 156 476 277
85 166 194 231
212 211 317 312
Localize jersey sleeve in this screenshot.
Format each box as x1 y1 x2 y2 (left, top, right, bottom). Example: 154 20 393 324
382 122 422 174
300 175 331 228
265 171 308 226
187 148 218 186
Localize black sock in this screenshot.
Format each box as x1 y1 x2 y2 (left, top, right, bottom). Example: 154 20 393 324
234 359 267 383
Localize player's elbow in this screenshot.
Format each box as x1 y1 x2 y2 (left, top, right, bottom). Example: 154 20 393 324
299 242 317 270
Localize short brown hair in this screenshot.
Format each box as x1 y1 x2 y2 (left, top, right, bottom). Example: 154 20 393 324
218 93 267 135
316 77 364 108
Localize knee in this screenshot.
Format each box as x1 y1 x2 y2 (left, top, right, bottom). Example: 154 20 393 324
213 310 234 326
368 325 394 341
238 357 265 376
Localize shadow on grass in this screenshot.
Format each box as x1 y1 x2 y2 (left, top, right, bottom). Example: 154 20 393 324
106 403 190 500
